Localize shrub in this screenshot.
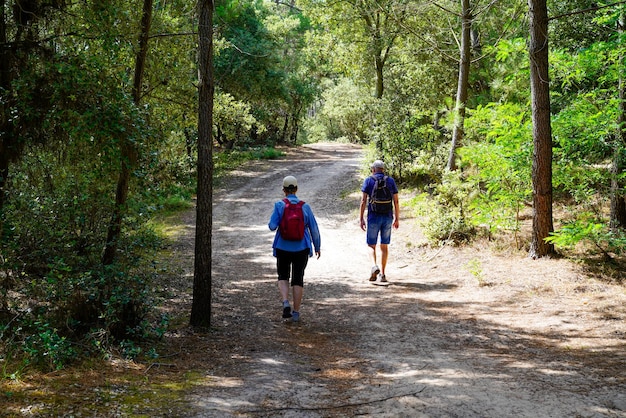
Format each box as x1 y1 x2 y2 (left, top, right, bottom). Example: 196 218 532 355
460 103 533 238
21 321 77 371
546 215 626 258
421 173 476 245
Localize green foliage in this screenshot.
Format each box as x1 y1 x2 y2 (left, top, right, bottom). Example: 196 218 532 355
549 45 617 206
21 322 77 372
546 216 626 257
466 258 488 287
0 0 309 372
1 134 165 369
371 99 445 183
214 92 265 148
1 0 625 374
215 0 285 101
486 38 530 103
212 0 319 145
417 100 534 245
308 80 448 184
307 78 377 142
460 103 533 236
421 172 476 245
119 340 143 360
549 0 617 51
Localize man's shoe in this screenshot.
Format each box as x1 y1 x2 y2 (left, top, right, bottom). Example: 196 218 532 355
369 265 380 281
292 311 300 322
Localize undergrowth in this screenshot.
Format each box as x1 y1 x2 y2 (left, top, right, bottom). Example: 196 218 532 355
0 146 285 378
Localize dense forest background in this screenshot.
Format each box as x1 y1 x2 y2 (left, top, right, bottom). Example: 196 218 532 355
1 0 625 370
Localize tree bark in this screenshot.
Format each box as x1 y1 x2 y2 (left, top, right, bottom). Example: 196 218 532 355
375 54 385 99
528 0 556 258
190 0 215 327
102 0 153 265
447 0 472 171
0 0 8 217
0 152 8 225
610 13 626 230
357 1 400 100
0 0 7 298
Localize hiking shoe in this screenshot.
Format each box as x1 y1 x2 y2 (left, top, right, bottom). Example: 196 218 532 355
282 302 292 319
369 265 380 281
378 273 387 283
292 311 300 322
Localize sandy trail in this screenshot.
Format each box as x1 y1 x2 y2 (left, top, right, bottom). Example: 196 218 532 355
175 142 626 417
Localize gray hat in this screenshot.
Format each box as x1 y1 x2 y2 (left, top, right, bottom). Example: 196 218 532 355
283 175 298 188
371 160 385 169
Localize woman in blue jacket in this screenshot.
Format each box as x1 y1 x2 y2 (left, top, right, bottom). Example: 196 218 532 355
269 175 321 322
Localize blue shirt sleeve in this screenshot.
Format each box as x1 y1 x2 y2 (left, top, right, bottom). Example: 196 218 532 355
268 200 283 232
303 203 321 253
361 176 375 194
387 176 399 194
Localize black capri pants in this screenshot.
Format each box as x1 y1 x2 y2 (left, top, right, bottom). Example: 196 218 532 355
276 248 310 287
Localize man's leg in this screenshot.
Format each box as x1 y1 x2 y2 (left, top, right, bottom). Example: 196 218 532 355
378 217 392 280
366 216 381 280
367 244 378 266
380 243 388 275
367 244 380 280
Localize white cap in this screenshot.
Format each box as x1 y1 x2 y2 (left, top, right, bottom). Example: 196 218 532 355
283 175 298 188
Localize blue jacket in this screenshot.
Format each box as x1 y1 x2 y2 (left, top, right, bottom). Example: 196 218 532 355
269 194 321 257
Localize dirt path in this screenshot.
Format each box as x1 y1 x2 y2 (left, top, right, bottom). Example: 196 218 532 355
166 143 625 417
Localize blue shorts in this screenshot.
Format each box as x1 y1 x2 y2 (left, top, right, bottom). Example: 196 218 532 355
366 214 393 245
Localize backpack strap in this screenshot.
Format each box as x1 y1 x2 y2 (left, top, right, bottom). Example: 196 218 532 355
283 197 304 204
368 175 376 200
282 198 305 208
369 175 387 196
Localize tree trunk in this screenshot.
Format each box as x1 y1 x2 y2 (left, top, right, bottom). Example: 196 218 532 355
447 0 472 171
0 153 7 224
190 0 215 327
375 54 384 99
359 6 397 100
102 0 153 265
282 113 289 143
610 13 626 230
528 0 555 258
0 0 10 218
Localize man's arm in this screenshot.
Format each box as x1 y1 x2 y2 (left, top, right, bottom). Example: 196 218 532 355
359 192 368 231
392 193 400 229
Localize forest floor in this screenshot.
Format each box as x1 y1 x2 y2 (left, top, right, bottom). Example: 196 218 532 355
2 142 626 417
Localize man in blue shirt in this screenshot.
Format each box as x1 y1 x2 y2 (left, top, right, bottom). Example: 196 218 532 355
359 160 400 283
269 175 321 322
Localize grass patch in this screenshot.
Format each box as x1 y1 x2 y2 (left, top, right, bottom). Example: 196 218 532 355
214 146 285 175
0 356 205 416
